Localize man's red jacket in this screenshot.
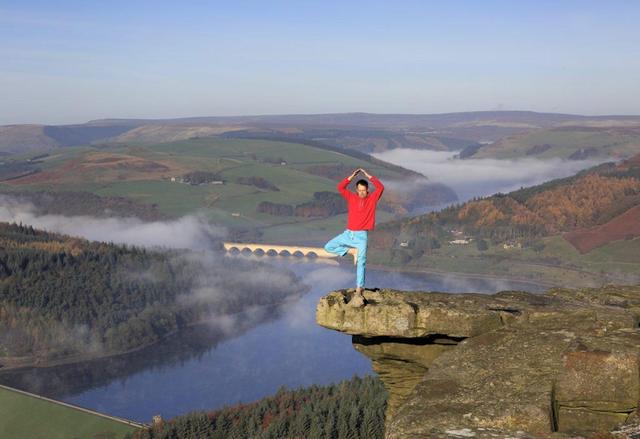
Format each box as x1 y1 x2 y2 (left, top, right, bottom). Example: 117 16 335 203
337 176 384 231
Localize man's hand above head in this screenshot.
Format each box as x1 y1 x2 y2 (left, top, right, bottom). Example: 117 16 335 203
347 168 361 181
359 168 372 179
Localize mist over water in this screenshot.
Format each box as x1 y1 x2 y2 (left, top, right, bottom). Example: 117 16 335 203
372 149 603 202
0 256 543 422
0 195 226 250
0 186 548 423
0 195 308 365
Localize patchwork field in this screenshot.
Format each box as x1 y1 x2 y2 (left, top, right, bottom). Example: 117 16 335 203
0 138 451 242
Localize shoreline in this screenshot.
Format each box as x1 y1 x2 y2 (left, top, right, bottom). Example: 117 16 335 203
289 240 586 289
365 256 635 290
0 258 619 373
0 296 301 373
366 262 558 290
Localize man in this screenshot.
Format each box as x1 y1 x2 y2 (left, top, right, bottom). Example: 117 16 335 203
324 168 384 307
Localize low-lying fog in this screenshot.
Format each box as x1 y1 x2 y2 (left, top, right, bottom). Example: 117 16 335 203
0 196 226 250
372 149 603 202
0 189 551 421
0 196 308 355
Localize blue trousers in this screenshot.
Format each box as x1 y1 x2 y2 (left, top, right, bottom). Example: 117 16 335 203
324 229 368 287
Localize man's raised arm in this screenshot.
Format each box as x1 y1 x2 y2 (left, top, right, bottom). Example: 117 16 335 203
337 168 360 199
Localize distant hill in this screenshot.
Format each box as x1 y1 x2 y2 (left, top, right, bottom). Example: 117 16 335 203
219 128 481 154
3 111 640 157
84 110 638 130
0 125 58 155
465 124 640 160
0 124 131 155
109 124 247 144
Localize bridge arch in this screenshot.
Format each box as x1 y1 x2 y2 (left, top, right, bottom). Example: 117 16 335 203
222 242 355 264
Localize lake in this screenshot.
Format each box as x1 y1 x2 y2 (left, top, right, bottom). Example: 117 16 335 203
0 255 545 423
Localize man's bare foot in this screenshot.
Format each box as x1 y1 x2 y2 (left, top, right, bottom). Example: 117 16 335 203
350 288 366 307
347 248 357 262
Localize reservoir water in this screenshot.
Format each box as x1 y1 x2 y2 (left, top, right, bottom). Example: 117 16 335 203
0 255 545 423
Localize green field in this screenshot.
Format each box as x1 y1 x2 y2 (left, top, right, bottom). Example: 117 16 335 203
0 138 414 241
0 385 141 439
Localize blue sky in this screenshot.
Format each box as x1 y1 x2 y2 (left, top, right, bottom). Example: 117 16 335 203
1 0 639 124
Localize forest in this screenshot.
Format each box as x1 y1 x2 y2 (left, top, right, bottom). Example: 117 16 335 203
126 375 386 439
377 154 640 247
0 189 166 221
236 176 280 191
257 191 347 218
0 222 306 360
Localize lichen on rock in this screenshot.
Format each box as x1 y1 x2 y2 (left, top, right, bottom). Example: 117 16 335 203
316 285 640 438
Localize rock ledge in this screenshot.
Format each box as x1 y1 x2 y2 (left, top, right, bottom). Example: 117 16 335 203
317 285 640 438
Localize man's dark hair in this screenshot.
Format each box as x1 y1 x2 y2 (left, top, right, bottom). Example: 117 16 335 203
356 179 368 189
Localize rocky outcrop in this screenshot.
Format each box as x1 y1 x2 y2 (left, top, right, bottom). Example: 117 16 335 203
316 285 640 438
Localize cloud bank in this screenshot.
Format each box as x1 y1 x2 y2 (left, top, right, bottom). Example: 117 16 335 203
0 195 226 251
372 149 604 202
0 195 312 360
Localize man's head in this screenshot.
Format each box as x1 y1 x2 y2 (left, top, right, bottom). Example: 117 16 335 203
355 179 369 198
